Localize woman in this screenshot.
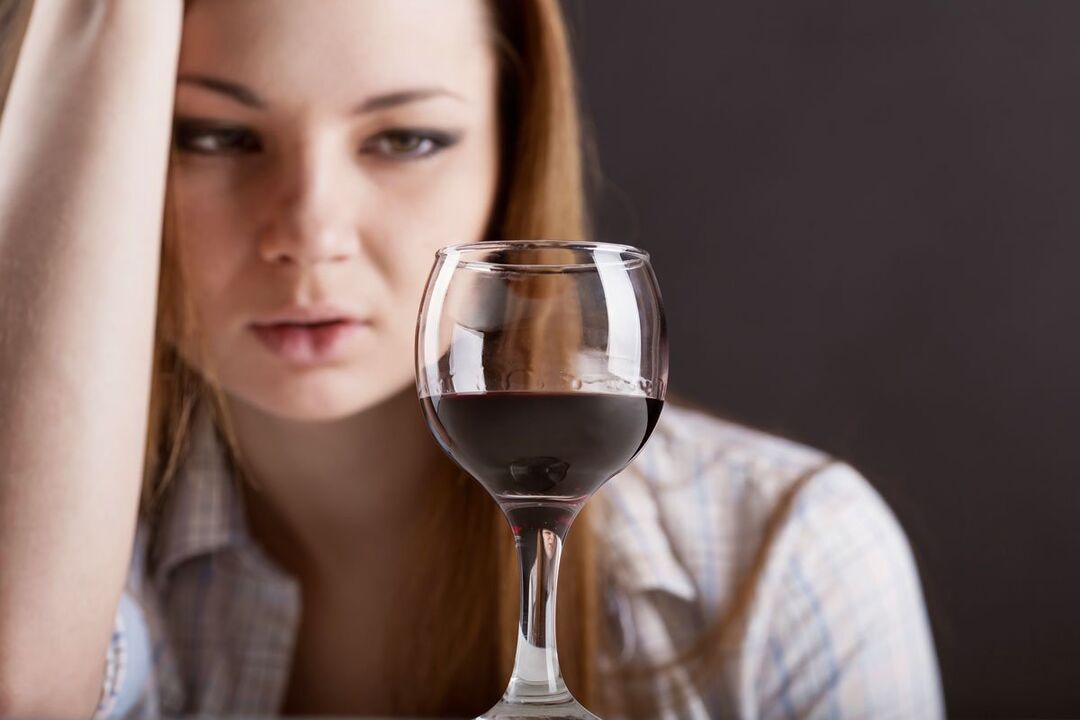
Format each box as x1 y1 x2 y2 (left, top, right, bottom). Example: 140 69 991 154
0 0 944 718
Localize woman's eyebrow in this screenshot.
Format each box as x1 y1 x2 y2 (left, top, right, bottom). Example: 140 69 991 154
177 75 264 108
176 74 464 113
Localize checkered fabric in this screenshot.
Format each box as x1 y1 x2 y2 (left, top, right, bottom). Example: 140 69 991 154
93 402 943 719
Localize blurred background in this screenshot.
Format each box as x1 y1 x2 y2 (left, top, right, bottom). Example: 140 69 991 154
565 1 1080 717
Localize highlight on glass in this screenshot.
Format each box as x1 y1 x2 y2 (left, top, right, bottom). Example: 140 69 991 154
415 240 668 719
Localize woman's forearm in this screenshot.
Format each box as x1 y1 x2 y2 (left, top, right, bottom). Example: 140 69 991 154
0 1 182 715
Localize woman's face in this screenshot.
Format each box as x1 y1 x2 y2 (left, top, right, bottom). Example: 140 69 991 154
172 0 499 421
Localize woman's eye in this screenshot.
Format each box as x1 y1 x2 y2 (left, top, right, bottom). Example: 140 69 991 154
173 122 262 155
362 129 457 161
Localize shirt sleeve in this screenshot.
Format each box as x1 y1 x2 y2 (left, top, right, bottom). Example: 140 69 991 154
92 525 160 720
91 600 125 719
738 462 945 720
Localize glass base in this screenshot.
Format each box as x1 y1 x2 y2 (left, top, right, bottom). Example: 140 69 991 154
477 696 600 719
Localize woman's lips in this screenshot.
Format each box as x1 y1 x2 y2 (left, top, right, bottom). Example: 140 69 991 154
251 319 370 366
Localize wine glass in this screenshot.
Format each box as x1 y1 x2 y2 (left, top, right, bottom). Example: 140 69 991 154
415 240 668 719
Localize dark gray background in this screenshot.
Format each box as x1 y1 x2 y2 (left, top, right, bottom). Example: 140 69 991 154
566 1 1080 717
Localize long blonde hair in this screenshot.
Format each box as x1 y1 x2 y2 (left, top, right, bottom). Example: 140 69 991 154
145 1 603 716
1 1 744 716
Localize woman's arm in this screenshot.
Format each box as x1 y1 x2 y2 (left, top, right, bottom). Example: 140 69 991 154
0 1 181 715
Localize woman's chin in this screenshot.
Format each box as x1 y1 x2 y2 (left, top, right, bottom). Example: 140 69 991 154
240 388 384 423
229 377 406 423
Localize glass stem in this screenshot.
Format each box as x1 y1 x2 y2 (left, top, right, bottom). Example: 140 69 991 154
502 508 576 706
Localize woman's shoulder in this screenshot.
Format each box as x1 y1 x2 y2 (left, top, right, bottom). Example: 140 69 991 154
595 400 897 609
647 401 833 494
596 402 943 717
641 401 903 542
613 401 844 527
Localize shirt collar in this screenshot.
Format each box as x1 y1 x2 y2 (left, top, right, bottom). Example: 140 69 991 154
594 451 699 604
150 402 249 588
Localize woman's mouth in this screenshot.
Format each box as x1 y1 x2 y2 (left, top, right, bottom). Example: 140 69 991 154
251 318 370 366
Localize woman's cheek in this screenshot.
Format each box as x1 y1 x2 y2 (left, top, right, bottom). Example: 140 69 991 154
178 178 248 264
176 202 251 345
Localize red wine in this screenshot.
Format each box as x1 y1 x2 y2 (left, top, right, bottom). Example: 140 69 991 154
421 392 663 509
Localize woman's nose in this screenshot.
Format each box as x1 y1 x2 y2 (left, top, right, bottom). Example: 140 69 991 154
257 145 361 267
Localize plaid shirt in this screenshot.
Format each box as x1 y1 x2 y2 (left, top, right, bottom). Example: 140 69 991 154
94 402 943 719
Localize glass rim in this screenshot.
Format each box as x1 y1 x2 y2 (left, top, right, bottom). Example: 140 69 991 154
435 239 651 271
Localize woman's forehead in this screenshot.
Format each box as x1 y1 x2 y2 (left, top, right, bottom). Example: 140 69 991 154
178 0 495 108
